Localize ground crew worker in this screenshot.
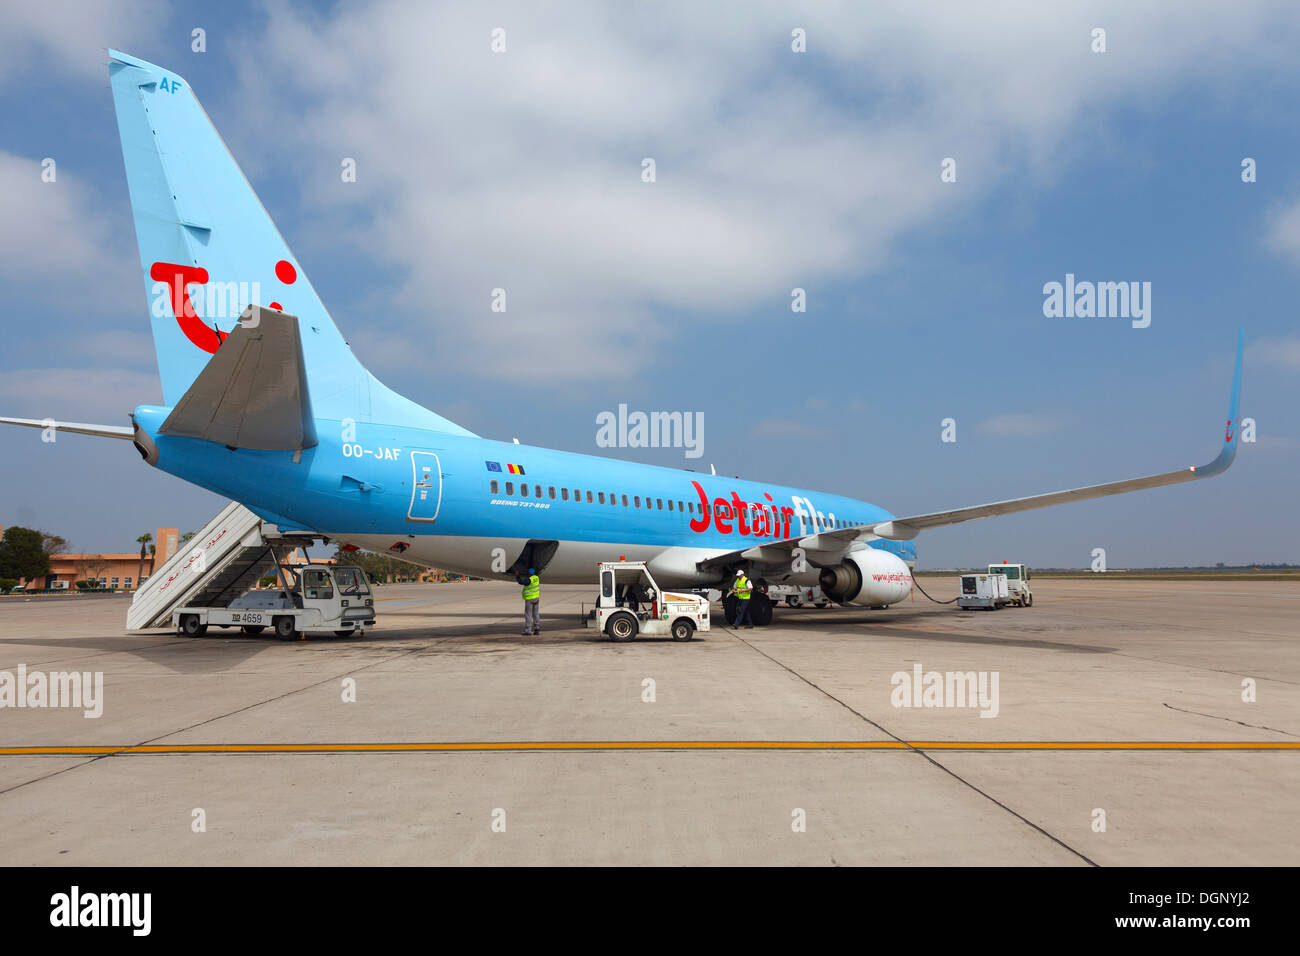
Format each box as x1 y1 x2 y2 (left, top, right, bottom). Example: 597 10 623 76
522 567 541 635
729 569 754 628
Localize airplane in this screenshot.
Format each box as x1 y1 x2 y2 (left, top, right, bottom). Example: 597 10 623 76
0 51 1245 627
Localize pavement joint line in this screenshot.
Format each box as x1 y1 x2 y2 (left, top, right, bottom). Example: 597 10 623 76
3 741 1296 756
0 618 519 798
721 626 1102 865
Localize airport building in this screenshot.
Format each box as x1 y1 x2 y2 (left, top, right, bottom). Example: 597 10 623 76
0 525 181 590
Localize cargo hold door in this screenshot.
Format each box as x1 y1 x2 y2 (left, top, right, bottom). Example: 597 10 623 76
407 451 443 523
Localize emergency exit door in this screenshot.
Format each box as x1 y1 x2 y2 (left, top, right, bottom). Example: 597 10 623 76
407 451 443 522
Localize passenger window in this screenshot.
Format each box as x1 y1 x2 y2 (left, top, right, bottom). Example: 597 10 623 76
506 482 514 495
521 484 529 497
598 492 605 504
681 501 687 513
667 500 674 511
490 480 499 494
634 496 640 507
586 491 593 503
657 498 663 510
622 494 628 506
548 486 556 499
534 485 541 497
561 488 569 501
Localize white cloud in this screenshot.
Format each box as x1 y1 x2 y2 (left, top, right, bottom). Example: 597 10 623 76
1265 199 1300 266
0 1 168 81
0 151 138 313
174 1 1300 384
0 368 160 421
977 414 1063 438
1246 336 1300 371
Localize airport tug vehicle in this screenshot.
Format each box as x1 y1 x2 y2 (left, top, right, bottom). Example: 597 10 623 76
588 561 710 641
172 563 375 640
989 562 1033 607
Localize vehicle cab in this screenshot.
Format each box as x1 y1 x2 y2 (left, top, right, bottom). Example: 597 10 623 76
590 561 710 642
988 562 1033 607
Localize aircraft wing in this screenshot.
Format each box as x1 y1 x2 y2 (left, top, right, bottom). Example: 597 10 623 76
699 330 1244 570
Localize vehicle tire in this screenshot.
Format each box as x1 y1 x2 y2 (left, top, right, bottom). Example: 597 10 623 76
815 602 830 609
605 612 637 642
180 614 207 637
721 593 738 624
334 628 356 637
273 616 298 640
785 596 803 608
671 619 695 641
750 595 774 627
241 625 265 635
1024 592 1033 607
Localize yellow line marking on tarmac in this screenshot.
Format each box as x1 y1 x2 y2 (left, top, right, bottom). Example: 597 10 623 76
1 741 1297 756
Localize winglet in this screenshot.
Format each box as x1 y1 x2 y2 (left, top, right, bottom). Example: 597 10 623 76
1190 328 1244 478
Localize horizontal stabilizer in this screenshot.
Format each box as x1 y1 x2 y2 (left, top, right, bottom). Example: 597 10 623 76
160 305 317 451
0 418 134 440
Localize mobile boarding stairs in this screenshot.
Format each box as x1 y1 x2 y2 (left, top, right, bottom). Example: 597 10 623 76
125 502 320 630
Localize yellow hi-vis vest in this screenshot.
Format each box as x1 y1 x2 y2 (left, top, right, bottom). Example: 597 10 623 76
522 574 540 600
733 575 752 600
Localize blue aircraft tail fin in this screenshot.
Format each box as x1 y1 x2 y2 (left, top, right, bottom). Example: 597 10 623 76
107 50 474 435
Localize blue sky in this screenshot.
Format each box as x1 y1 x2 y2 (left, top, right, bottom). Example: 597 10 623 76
1 0 1297 567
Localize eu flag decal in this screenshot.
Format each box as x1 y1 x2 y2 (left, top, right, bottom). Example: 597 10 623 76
486 461 502 472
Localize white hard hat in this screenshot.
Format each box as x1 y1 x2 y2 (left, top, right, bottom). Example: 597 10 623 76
735 569 745 576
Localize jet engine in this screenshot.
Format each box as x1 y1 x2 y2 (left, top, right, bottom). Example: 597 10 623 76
818 549 913 606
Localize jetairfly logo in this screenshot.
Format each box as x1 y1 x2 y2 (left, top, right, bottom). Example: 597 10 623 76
1042 273 1152 329
890 663 1000 718
0 666 103 718
50 886 151 936
596 404 704 459
688 482 840 539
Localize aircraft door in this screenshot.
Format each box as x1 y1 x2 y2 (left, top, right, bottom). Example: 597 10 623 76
407 451 443 522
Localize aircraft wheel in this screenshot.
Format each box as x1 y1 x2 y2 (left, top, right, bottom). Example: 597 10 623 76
241 625 265 635
750 595 774 627
670 619 695 642
180 614 207 637
606 612 638 642
273 616 299 640
815 602 830 609
721 594 738 624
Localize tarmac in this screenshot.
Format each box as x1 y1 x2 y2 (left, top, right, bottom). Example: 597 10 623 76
0 577 1296 865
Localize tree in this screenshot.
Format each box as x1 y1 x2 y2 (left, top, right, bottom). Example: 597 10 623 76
0 578 18 594
136 533 152 589
40 532 69 556
75 557 110 587
329 545 417 583
0 527 51 583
